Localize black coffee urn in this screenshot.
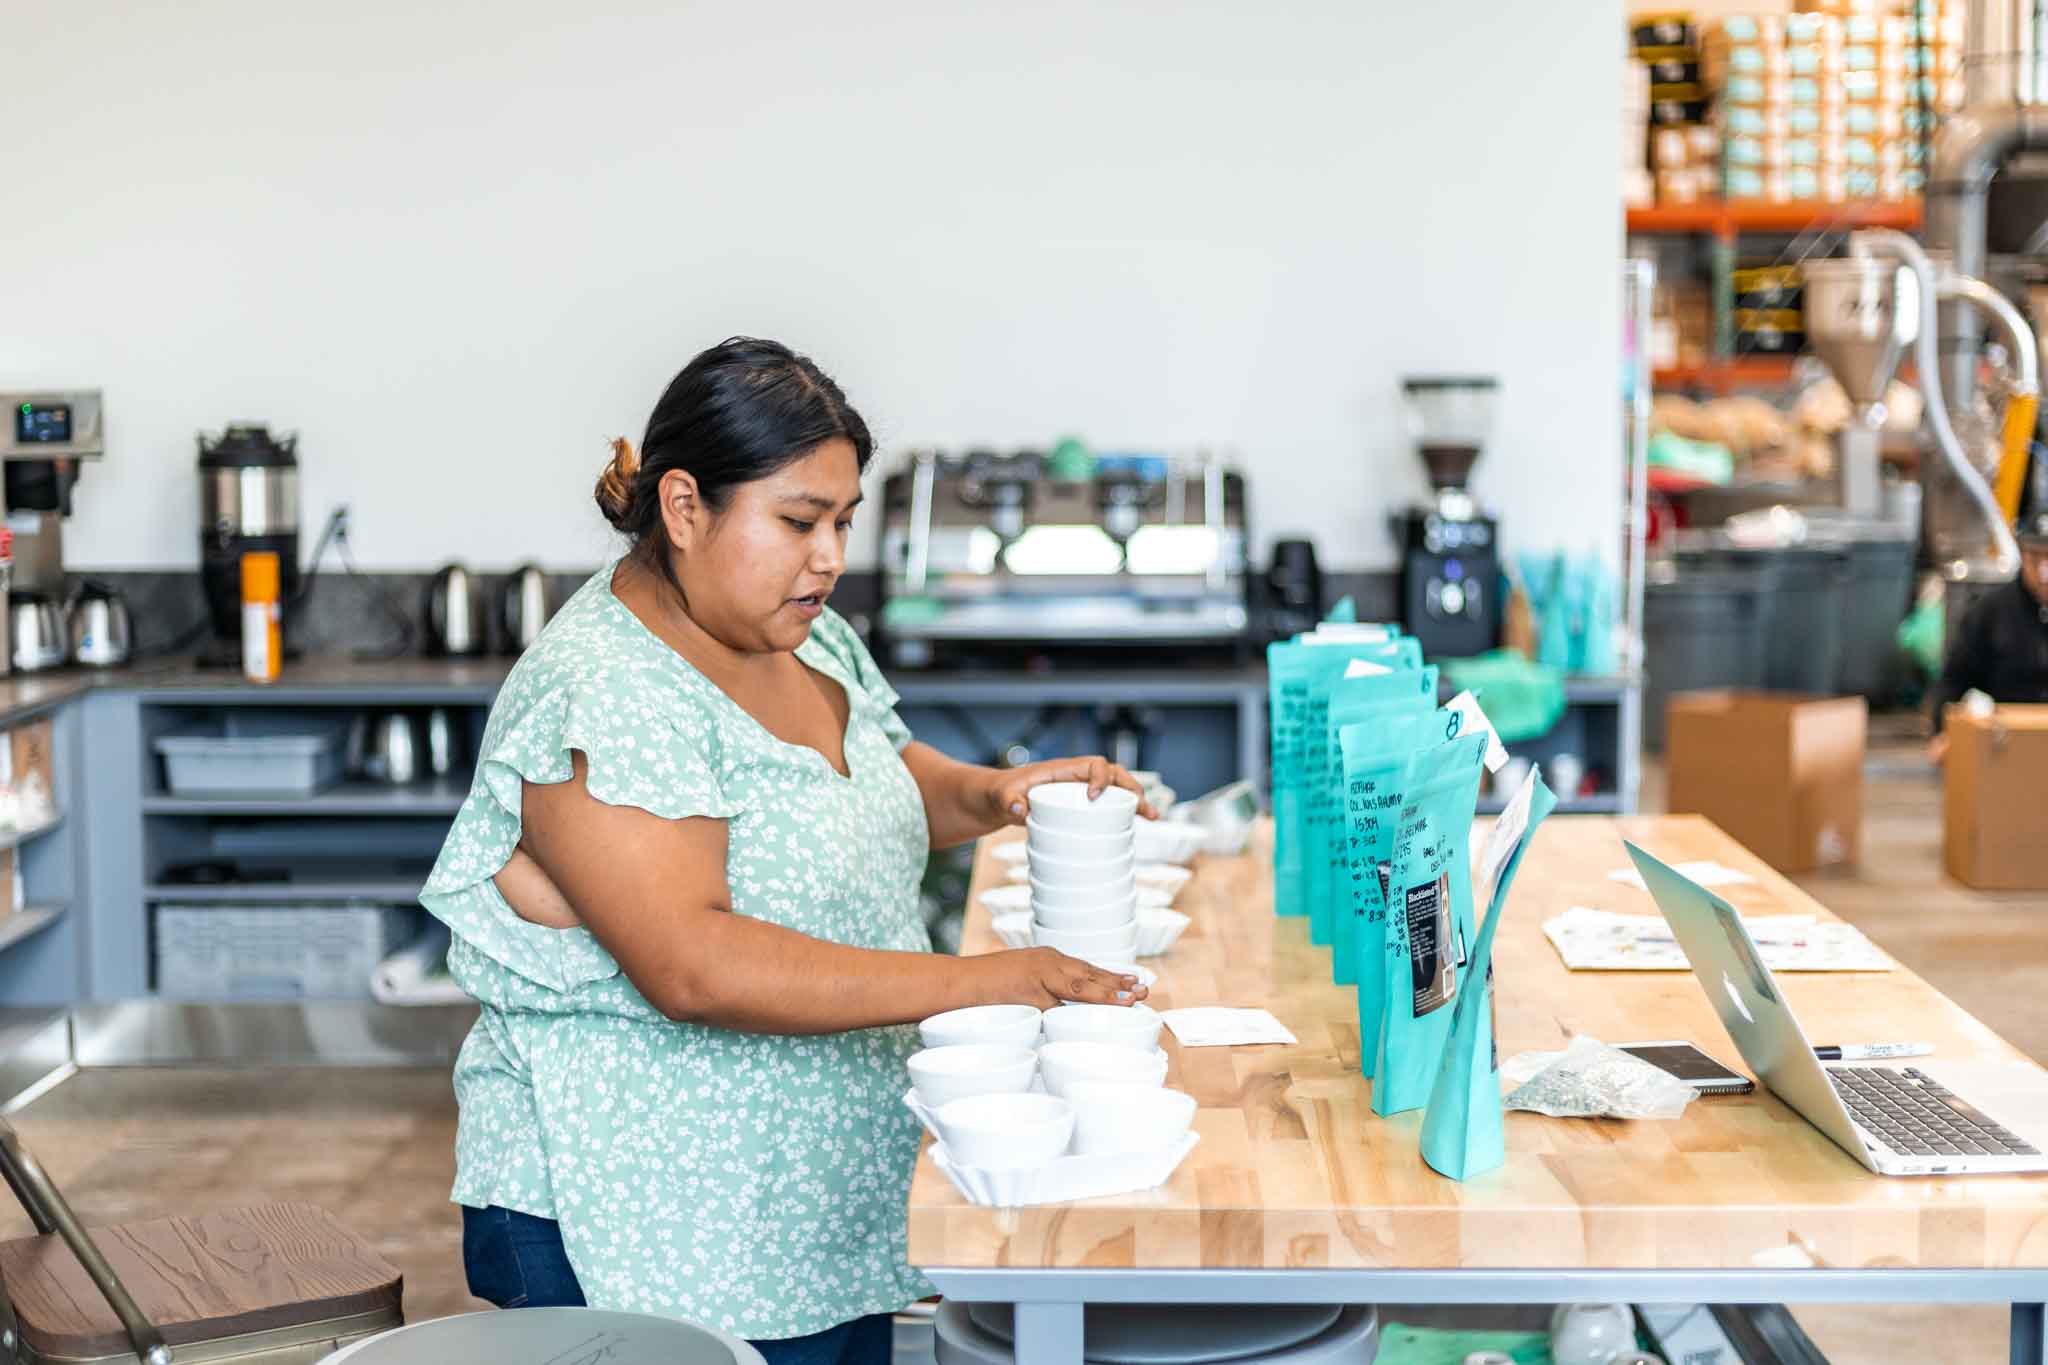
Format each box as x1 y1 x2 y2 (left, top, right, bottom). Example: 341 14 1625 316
198 425 300 663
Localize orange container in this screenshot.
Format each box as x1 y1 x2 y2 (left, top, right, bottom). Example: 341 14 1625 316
240 551 282 683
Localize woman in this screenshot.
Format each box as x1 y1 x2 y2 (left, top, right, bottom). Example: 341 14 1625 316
420 337 1148 1364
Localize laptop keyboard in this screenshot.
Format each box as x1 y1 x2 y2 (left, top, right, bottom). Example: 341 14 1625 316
1828 1066 2041 1159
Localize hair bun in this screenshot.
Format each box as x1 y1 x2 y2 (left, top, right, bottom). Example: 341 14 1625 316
594 436 641 530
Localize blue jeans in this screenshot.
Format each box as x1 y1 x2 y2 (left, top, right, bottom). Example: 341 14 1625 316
461 1205 895 1365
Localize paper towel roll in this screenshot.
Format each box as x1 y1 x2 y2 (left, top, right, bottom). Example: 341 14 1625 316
371 922 470 1006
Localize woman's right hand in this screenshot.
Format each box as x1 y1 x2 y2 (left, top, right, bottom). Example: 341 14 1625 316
975 948 1147 1009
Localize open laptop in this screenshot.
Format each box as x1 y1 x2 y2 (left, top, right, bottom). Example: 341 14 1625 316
1624 843 2048 1177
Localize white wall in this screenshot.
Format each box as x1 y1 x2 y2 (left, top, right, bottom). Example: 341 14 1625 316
2 0 1623 574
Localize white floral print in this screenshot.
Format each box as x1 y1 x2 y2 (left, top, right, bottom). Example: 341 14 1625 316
421 564 934 1337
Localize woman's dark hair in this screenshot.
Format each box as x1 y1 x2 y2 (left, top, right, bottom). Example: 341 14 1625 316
595 338 873 566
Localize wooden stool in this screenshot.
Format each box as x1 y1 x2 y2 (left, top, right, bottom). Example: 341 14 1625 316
0 1120 402 1364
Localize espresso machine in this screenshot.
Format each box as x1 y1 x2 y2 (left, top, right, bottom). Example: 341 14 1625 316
875 449 1250 668
1394 376 1501 660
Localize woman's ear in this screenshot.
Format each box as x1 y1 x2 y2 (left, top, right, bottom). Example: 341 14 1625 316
657 468 703 552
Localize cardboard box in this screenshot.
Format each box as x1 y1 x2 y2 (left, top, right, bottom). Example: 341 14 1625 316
0 717 55 830
1944 706 2048 889
1666 691 1867 873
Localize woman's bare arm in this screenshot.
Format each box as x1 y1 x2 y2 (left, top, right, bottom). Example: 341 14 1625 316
511 751 1144 1032
494 844 582 928
899 743 1154 849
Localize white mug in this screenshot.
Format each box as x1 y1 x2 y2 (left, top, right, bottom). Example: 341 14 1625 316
1549 1303 1636 1365
1547 752 1585 801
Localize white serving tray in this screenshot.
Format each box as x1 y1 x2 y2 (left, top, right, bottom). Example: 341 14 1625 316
906 1089 1200 1206
929 1133 1200 1207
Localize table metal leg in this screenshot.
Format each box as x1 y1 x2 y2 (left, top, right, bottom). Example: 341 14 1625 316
2014 1304 2045 1365
1012 1301 1085 1365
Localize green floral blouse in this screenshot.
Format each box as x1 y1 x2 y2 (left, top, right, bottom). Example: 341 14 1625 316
420 565 934 1337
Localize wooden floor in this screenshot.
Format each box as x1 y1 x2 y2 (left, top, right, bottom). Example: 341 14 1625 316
3 722 2039 1360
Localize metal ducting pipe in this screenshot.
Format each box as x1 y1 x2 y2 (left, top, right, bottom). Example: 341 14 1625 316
1930 0 2048 399
1928 106 2048 399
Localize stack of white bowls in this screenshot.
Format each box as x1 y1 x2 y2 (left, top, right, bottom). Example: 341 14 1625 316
1026 782 1140 968
910 1002 1198 1167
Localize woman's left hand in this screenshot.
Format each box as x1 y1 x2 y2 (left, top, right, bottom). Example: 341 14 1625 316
983 755 1156 827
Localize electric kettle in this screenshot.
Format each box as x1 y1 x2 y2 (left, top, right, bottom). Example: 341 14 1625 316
68 580 133 668
423 563 485 657
362 712 421 785
498 563 553 654
8 591 67 674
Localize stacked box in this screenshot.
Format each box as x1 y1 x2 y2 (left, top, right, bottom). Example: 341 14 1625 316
1732 263 1806 352
1635 12 1718 203
1706 12 1916 201
1904 0 1966 128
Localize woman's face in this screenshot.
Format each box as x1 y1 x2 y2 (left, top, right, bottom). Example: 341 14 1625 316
680 437 863 654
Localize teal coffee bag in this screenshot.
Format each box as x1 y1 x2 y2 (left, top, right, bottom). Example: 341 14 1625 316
1267 637 1418 922
1299 640 1424 945
1338 706 1457 1073
1421 767 1557 1181
1323 666 1441 984
1372 731 1487 1117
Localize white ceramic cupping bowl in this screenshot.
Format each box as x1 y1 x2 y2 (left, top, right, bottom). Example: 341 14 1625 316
1042 1001 1163 1050
918 1004 1043 1051
1137 863 1194 896
931 1092 1075 1169
1025 818 1131 864
1134 908 1191 956
1133 817 1205 866
1034 920 1140 960
1029 848 1136 888
1029 874 1136 910
1064 1084 1199 1156
978 884 1033 916
1037 1040 1169 1099
1031 895 1139 931
989 911 1034 949
907 1044 1038 1109
1026 782 1138 834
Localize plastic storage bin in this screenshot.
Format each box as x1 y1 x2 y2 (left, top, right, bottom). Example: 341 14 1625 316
1833 532 1917 700
154 904 415 1000
156 715 349 796
1678 543 1849 694
1642 568 1768 751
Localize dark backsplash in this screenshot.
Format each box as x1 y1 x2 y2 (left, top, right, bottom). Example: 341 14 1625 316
77 565 1392 662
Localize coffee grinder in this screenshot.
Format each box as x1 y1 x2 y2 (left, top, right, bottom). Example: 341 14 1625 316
1394 375 1500 660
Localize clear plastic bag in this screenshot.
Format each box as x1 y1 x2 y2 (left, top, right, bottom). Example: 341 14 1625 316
1502 1035 1696 1121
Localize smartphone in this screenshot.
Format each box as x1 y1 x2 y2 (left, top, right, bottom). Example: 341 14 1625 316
1616 1040 1755 1095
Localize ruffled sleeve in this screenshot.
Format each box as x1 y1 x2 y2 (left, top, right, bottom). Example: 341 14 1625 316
809 610 914 751
478 666 741 825
421 663 742 1005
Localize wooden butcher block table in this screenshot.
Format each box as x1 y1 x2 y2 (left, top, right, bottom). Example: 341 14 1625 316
907 815 2048 1365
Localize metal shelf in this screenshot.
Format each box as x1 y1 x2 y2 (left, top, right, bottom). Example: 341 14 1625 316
1626 199 1922 236
0 906 66 956
145 877 430 905
143 781 472 817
